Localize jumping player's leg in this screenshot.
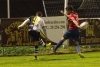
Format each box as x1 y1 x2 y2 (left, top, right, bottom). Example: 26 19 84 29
34 44 38 59
53 30 71 52
39 38 46 47
33 41 39 60
74 41 81 53
74 41 84 58
53 37 65 52
28 30 40 60
72 29 84 58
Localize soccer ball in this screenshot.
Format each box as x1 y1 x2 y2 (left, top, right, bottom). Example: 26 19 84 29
80 21 89 30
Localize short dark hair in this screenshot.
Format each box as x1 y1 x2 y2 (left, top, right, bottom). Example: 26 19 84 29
36 11 43 17
66 6 74 11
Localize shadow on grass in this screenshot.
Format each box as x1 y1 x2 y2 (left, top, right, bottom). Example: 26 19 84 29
39 56 77 61
42 58 76 61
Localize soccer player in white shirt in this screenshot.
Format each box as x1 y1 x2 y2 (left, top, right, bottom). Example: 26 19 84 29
18 11 47 60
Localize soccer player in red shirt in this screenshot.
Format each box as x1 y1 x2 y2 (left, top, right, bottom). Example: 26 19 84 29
53 6 84 58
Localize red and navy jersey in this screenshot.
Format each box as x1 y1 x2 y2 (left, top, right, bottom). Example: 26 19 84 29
67 11 79 30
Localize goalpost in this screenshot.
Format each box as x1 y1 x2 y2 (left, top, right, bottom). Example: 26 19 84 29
42 0 68 17
42 0 69 48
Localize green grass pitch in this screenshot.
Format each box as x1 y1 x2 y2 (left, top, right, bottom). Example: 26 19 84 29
0 51 100 67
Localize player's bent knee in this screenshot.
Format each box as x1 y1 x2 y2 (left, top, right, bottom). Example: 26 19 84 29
74 41 79 45
61 37 65 41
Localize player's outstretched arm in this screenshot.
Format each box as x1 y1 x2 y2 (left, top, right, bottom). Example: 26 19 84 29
18 18 30 29
60 10 69 17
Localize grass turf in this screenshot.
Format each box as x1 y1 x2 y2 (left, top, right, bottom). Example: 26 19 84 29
0 51 100 67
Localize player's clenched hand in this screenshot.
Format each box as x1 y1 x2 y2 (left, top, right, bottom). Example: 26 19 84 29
60 10 64 13
17 26 20 29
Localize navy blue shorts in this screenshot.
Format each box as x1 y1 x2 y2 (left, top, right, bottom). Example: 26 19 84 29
63 29 80 41
28 30 40 41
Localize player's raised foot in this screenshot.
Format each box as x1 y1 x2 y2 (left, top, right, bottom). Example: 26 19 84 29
46 42 51 49
78 53 84 58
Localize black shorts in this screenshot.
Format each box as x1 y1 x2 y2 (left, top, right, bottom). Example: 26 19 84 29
28 30 40 41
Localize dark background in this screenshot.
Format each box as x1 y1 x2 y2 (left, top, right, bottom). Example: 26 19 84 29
0 0 100 18
0 0 45 18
